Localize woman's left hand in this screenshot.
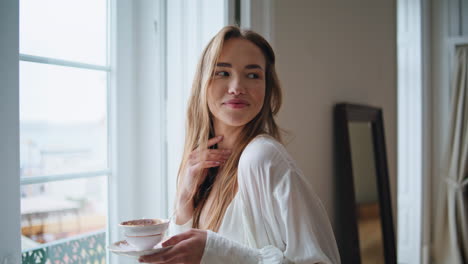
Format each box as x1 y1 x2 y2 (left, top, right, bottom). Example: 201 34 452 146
138 229 207 264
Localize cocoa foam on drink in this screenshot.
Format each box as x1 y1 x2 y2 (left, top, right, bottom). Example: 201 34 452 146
121 219 163 226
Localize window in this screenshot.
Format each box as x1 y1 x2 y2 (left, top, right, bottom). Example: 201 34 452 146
19 0 110 262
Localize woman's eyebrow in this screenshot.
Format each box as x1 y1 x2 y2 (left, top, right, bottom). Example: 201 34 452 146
216 62 232 67
245 64 263 70
216 62 263 70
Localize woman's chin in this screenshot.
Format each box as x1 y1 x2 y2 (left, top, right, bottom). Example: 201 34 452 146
214 111 260 128
219 117 252 128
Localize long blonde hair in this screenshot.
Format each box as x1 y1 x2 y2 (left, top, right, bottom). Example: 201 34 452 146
177 26 283 231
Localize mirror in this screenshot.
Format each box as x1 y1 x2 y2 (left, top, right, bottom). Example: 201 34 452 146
349 122 385 263
334 103 396 264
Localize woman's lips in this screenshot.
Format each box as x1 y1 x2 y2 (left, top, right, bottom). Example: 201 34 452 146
223 99 249 109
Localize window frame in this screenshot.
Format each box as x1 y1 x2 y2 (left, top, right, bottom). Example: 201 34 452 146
107 1 169 262
0 0 21 262
18 0 112 258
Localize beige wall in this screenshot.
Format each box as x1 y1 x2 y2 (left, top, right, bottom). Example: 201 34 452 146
272 0 397 228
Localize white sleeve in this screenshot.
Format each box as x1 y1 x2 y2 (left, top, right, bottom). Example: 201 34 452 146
202 230 285 263
270 167 340 264
201 137 340 264
167 219 193 236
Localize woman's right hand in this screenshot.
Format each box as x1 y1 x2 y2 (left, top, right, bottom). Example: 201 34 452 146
175 135 231 224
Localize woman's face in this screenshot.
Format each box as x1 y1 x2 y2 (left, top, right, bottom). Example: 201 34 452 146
207 38 266 130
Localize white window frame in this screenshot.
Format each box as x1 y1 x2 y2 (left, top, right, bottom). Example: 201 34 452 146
0 0 21 262
109 1 168 263
397 0 429 263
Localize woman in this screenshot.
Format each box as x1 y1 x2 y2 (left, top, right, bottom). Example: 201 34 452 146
139 26 340 264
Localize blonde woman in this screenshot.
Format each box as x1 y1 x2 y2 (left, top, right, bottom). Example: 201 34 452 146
139 26 340 264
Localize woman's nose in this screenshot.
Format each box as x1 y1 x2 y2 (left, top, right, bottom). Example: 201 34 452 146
228 78 246 95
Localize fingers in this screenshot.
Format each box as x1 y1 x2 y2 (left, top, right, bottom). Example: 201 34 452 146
191 161 221 174
139 233 192 263
192 148 230 156
161 232 192 247
207 135 224 147
189 149 231 165
139 230 206 264
206 151 231 161
139 247 180 263
204 150 232 163
207 149 232 155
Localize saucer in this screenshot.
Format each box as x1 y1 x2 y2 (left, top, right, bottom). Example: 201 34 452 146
108 240 173 257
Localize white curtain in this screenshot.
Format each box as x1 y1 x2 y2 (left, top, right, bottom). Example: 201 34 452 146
433 46 468 264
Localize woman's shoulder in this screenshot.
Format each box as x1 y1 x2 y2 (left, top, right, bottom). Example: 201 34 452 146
239 134 295 171
237 134 301 192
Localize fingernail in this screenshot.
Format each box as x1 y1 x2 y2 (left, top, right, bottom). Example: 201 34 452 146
218 135 223 139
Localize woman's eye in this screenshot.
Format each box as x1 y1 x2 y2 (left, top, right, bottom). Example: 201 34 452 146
215 71 230 77
247 73 260 79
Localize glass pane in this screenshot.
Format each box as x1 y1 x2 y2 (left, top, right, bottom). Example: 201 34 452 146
20 0 107 65
20 61 108 177
20 176 107 250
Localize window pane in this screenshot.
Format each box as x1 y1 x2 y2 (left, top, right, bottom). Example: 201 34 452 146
20 61 108 177
20 0 107 65
20 176 107 250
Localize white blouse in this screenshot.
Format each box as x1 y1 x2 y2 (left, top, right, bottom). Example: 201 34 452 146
169 135 341 264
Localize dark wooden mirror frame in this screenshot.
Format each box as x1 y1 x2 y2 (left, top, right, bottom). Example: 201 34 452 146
334 103 396 264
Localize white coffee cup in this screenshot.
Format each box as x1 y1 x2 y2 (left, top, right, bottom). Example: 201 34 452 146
125 233 164 250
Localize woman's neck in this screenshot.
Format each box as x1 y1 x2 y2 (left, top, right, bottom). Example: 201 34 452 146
213 121 244 150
